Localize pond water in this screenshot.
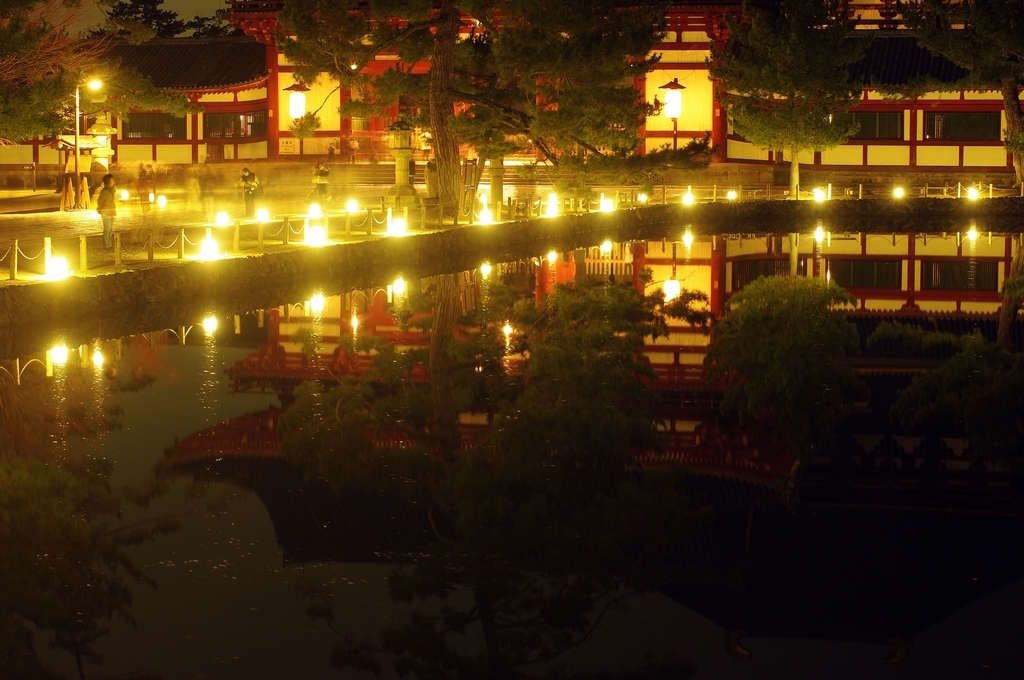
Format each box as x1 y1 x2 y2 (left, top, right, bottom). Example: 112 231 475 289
5 248 1024 680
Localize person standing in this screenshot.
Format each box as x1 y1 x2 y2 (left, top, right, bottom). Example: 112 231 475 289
347 137 359 163
312 162 329 202
96 173 117 249
327 141 336 163
239 167 259 218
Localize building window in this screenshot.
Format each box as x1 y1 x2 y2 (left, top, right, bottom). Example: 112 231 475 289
204 110 267 138
841 111 903 140
351 116 369 132
828 259 902 288
732 257 806 290
924 112 1000 140
123 113 186 139
921 260 998 291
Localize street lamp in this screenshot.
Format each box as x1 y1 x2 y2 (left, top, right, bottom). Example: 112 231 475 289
74 79 102 209
659 78 685 150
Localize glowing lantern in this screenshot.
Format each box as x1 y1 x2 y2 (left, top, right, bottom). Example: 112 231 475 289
215 211 230 226
50 345 69 365
894 187 905 199
600 240 613 255
307 225 327 246
256 207 270 222
310 293 325 314
682 187 694 206
308 203 323 218
814 225 825 244
967 186 980 200
393 276 406 295
202 316 218 334
46 256 70 280
156 195 167 208
546 193 559 218
813 188 826 202
663 278 681 302
285 82 309 119
599 193 614 212
638 193 648 203
727 190 738 201
346 199 359 213
683 229 693 248
120 189 129 201
967 226 979 242
547 251 558 264
481 262 492 279
92 349 104 367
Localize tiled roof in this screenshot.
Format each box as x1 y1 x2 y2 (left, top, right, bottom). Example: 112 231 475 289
849 33 970 87
108 36 268 91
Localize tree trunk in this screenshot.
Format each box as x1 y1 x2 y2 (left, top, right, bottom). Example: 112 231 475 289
430 273 461 449
429 0 462 212
1001 77 1024 187
997 235 1024 352
789 233 799 277
788 146 800 199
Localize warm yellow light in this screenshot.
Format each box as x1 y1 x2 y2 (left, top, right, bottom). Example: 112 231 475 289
119 189 129 201
97 135 108 146
682 230 693 248
350 63 358 71
637 193 648 203
813 188 826 202
600 240 613 255
479 205 493 224
663 278 681 302
87 79 102 91
682 189 694 206
547 251 558 264
727 190 738 201
387 217 407 236
92 349 104 367
346 199 359 213
546 193 559 218
599 193 614 212
202 316 218 334
50 345 69 365
967 226 979 242
288 90 306 119
393 276 406 295
351 313 359 331
307 225 327 246
148 192 155 203
814 225 825 244
503 323 513 338
894 187 905 199
663 89 682 120
156 195 167 208
200 235 219 259
215 211 230 226
481 262 492 279
967 186 980 200
46 256 70 280
256 207 270 222
310 293 325 314
308 203 323 218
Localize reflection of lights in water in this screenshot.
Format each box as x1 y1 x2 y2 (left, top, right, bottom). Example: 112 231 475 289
682 189 694 206
502 323 513 349
393 276 406 296
663 278 680 302
215 212 230 226
547 251 557 264
310 293 325 315
814 225 825 244
727 190 738 201
309 203 323 218
683 230 693 249
203 316 218 334
894 187 905 199
50 345 69 365
256 207 270 222
346 199 359 213
600 240 613 255
813 188 826 202
92 349 104 367
351 313 359 331
967 226 979 242
480 262 492 279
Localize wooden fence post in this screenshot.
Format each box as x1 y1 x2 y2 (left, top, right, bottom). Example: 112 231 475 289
9 240 17 280
178 228 185 259
114 233 121 266
147 230 155 262
79 235 88 272
283 217 290 245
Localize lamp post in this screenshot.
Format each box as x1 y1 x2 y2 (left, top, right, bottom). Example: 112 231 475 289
74 79 102 209
659 78 685 150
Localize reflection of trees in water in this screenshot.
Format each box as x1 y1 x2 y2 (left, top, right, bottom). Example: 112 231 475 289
281 276 708 678
0 362 174 679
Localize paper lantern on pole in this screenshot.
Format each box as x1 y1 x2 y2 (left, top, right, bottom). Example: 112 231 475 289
285 82 309 120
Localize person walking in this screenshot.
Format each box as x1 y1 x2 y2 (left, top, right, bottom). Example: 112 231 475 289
312 162 330 203
96 173 117 249
239 167 259 218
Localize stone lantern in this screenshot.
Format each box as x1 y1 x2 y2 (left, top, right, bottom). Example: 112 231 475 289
387 119 418 201
86 112 116 169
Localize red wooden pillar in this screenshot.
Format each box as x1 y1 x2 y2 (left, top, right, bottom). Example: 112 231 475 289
904 232 917 310
535 260 549 303
632 242 646 292
266 44 280 159
710 238 726 316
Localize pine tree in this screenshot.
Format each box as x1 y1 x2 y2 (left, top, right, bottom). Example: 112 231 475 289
707 0 866 198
